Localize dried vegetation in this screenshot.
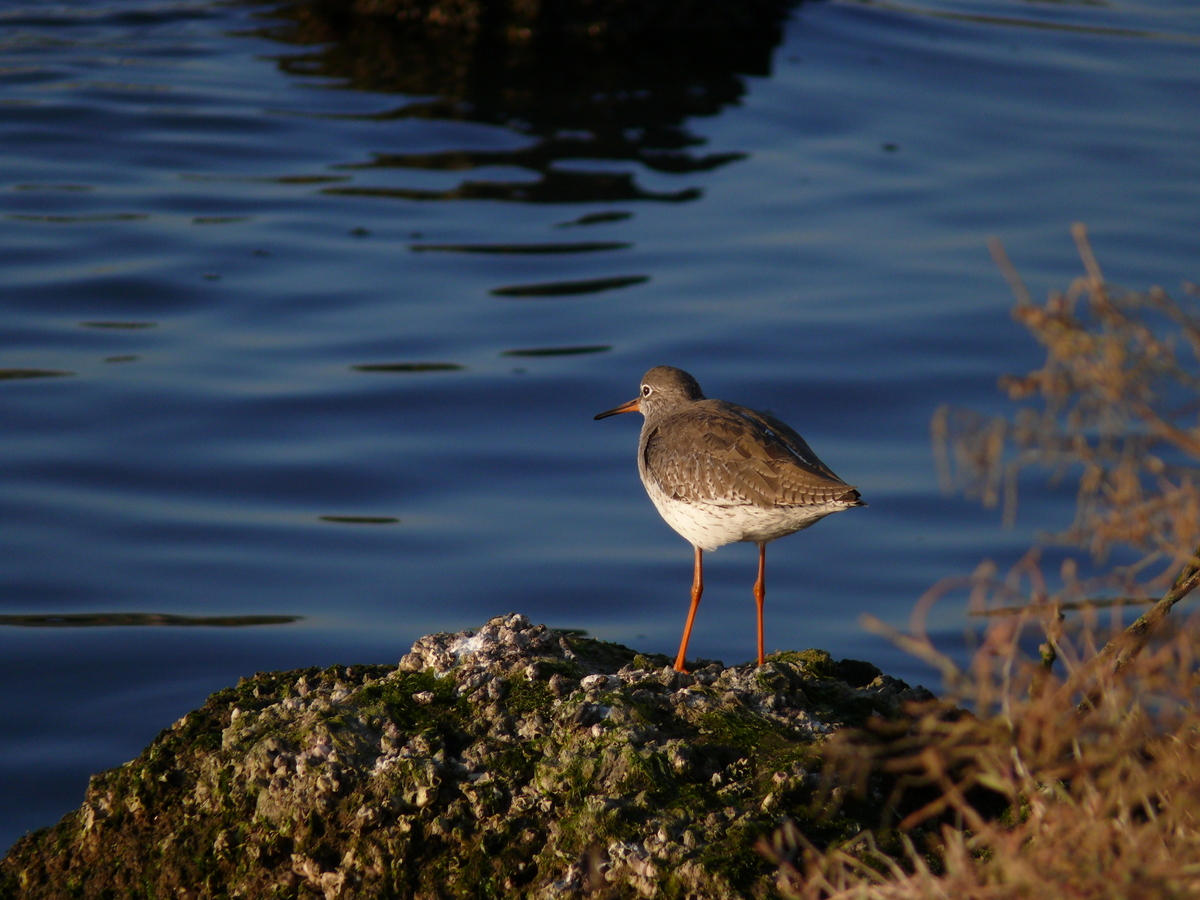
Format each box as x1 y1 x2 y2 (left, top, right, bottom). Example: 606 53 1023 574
763 225 1200 898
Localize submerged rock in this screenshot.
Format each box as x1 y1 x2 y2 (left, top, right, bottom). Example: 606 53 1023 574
1 614 932 899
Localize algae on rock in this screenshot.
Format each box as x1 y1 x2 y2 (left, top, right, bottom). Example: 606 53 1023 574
1 614 932 899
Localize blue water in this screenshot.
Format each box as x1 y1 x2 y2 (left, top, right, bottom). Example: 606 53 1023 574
2 0 1198 850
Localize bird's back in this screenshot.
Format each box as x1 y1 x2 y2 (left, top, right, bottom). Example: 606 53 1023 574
639 399 861 512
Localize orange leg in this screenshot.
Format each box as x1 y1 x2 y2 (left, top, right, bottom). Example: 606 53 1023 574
674 546 704 673
753 542 767 666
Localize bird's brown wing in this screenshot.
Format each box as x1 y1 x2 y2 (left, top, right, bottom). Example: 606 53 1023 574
642 401 860 510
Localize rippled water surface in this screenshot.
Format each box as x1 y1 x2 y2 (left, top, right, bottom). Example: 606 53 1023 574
2 0 1198 848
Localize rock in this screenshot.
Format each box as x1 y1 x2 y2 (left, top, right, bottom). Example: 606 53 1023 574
0 614 933 899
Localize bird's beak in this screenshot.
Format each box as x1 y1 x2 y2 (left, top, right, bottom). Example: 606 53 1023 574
594 397 640 420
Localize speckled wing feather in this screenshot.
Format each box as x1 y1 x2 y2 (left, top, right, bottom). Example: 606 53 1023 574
642 400 860 510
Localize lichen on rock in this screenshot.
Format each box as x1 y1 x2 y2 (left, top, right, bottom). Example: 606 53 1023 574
1 613 933 899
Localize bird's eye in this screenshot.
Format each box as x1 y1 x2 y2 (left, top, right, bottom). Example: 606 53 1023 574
641 384 652 397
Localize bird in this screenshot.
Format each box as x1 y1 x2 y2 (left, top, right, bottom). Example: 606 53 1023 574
595 365 864 673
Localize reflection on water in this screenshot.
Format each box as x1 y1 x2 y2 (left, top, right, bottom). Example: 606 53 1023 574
557 211 633 227
0 369 74 380
8 213 148 223
0 613 301 628
410 241 632 254
501 345 612 357
492 277 652 297
177 173 350 186
191 215 252 225
318 515 401 524
259 0 796 205
491 275 648 297
80 321 157 330
325 166 706 204
12 184 93 193
350 362 466 372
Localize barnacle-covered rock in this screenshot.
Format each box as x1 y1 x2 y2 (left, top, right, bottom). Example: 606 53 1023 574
1 614 931 899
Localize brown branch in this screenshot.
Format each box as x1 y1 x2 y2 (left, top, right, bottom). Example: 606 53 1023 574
971 597 1155 617
1072 222 1104 291
988 236 1032 307
1109 547 1200 673
1065 542 1200 710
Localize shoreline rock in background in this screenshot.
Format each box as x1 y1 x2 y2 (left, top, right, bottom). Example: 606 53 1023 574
1 614 933 899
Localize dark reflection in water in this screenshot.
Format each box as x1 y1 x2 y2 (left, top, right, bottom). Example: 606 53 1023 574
491 275 648 297
0 369 74 380
8 213 148 224
557 211 634 227
410 241 632 254
80 321 157 330
350 362 466 372
178 173 350 186
326 169 704 204
0 614 301 628
257 0 797 204
502 345 612 357
559 210 638 226
318 515 401 524
12 184 94 193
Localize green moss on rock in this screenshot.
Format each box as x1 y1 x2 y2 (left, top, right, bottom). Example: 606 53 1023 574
1 614 933 899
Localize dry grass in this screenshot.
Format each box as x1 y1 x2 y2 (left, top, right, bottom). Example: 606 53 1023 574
760 226 1200 899
933 224 1200 581
764 617 1200 900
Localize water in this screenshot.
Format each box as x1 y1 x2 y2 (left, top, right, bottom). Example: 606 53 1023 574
2 0 1198 850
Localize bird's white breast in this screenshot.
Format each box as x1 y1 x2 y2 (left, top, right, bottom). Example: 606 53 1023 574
641 475 845 551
